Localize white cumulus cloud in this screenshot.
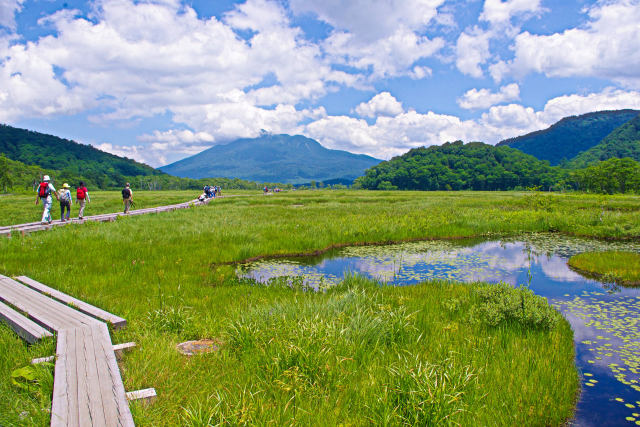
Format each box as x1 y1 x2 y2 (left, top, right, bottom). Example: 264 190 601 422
355 92 404 118
455 0 545 79
480 0 543 25
508 0 640 88
291 0 446 79
0 0 23 30
455 28 491 78
458 83 520 110
289 0 444 41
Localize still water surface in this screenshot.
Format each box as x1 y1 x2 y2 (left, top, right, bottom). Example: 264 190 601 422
239 234 640 426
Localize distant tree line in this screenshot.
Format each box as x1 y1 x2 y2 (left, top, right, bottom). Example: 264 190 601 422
354 141 640 194
569 158 640 194
354 141 563 191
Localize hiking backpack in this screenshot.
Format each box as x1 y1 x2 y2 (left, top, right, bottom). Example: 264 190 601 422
122 188 131 199
38 182 50 198
77 187 86 200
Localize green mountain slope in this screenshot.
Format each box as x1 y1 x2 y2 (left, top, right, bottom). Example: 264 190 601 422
355 141 562 191
160 134 382 184
497 110 639 165
0 124 161 187
568 113 640 168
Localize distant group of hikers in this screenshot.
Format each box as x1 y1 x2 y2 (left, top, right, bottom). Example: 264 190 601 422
198 185 222 202
263 186 281 194
35 176 134 224
35 175 91 224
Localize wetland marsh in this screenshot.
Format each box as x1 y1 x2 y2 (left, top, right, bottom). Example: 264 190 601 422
0 190 639 425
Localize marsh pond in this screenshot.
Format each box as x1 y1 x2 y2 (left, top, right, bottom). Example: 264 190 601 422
238 234 640 426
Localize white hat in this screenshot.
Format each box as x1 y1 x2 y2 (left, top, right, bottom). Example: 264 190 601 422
43 175 50 182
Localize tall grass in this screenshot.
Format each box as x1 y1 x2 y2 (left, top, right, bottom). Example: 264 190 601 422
0 189 631 424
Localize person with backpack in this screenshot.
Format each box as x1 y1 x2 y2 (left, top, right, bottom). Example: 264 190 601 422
76 181 90 219
58 183 72 222
122 183 133 214
35 175 58 224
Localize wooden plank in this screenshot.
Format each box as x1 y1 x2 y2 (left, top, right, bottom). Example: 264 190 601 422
50 325 134 426
113 342 136 360
32 342 135 364
126 388 157 403
93 324 123 426
0 279 84 331
82 325 107 426
94 323 135 426
31 355 55 364
15 276 127 329
51 328 79 427
50 329 68 426
0 300 53 343
0 275 97 329
0 276 91 331
75 326 92 427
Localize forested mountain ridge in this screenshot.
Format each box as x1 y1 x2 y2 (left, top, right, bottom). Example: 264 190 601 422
568 113 640 168
0 124 161 188
497 110 639 165
355 141 562 191
160 133 382 184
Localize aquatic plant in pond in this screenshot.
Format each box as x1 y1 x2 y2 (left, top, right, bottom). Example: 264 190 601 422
553 294 640 424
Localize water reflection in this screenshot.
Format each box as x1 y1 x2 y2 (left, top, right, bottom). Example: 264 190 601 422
238 234 640 426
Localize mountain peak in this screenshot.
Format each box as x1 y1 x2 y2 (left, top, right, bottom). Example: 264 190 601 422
160 134 381 184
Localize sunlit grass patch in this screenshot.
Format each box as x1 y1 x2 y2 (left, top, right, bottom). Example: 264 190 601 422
569 251 640 285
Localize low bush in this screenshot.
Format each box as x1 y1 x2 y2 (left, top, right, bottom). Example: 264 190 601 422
469 283 560 330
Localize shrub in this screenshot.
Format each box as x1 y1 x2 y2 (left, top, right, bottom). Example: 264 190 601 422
469 283 559 330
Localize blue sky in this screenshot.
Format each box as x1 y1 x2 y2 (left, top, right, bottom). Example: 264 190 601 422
1 0 639 166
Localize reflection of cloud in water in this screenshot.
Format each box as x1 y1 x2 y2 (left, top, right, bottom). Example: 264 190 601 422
540 256 585 282
468 242 531 271
353 258 395 281
349 245 523 285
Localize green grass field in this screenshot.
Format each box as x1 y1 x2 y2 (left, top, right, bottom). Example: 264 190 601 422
569 251 640 285
1 189 638 425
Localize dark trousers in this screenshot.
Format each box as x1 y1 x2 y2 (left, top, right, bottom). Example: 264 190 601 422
60 201 71 220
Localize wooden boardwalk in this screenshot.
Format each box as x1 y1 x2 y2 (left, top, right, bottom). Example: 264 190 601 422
0 196 214 237
0 274 143 426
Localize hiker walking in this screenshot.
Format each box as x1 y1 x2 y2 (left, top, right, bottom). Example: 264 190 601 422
122 183 133 214
58 183 72 222
35 175 58 224
76 181 90 219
